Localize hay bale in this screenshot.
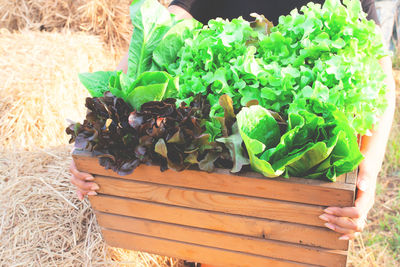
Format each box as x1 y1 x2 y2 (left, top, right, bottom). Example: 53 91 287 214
0 0 82 32
0 0 131 52
0 29 117 150
77 0 132 55
0 146 182 266
0 0 172 53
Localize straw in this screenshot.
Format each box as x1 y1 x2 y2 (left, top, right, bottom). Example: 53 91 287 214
0 0 172 54
0 29 116 150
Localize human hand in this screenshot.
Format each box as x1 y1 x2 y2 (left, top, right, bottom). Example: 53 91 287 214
69 160 99 201
319 173 375 240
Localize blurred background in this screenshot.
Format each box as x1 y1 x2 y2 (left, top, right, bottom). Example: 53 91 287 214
0 0 398 266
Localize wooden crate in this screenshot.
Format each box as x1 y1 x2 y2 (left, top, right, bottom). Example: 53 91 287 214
73 150 357 267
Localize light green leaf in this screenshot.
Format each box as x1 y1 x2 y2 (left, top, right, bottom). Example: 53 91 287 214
127 0 173 78
78 71 116 97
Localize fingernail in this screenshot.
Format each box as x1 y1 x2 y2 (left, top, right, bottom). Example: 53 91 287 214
324 208 334 214
325 223 335 231
91 184 100 191
85 176 95 181
87 191 97 196
339 236 349 240
358 180 368 191
319 214 330 222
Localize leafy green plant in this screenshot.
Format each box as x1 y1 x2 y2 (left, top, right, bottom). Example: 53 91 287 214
77 0 200 107
70 0 388 180
256 0 387 135
237 99 363 180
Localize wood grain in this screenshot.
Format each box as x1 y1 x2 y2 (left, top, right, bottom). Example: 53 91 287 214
102 229 315 267
73 151 356 207
93 175 326 227
97 212 347 266
89 195 348 250
346 167 358 185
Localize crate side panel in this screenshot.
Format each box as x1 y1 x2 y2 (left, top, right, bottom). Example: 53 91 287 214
93 175 325 227
97 212 347 266
346 168 358 185
102 229 316 267
73 152 355 207
89 195 348 250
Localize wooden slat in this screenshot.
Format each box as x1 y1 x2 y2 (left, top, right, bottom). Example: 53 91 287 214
345 168 358 206
73 151 355 206
346 168 358 185
89 195 348 250
102 229 314 267
336 172 347 183
97 212 347 267
93 175 325 227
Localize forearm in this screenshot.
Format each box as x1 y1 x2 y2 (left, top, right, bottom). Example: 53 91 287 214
358 55 396 188
116 5 193 73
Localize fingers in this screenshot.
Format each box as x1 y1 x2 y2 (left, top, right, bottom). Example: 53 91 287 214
76 188 97 201
320 207 367 240
323 222 355 235
69 161 94 181
319 213 365 232
70 175 99 192
324 207 361 219
69 161 98 201
77 190 84 201
339 232 359 241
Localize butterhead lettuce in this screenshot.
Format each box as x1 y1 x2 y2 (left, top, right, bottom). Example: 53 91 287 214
237 99 363 181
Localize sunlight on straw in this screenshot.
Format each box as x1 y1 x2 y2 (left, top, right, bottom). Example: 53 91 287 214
39 177 78 210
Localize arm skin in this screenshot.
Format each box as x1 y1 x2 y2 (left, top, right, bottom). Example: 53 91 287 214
70 5 192 201
319 53 396 240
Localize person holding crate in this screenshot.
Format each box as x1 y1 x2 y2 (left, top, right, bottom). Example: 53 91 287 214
69 0 396 249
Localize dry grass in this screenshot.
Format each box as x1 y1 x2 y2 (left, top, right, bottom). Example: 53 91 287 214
0 147 107 266
0 0 132 54
0 146 182 267
0 29 116 150
0 0 172 55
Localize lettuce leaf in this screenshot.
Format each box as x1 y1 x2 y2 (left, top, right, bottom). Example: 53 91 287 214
237 105 283 177
78 71 117 97
237 100 363 181
126 71 178 110
153 19 202 69
256 0 387 134
127 0 176 79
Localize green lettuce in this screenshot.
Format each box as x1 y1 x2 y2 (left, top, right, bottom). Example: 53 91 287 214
78 0 182 108
126 71 178 110
237 105 283 177
127 0 175 78
153 19 202 69
256 0 387 134
78 71 117 97
237 99 363 181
